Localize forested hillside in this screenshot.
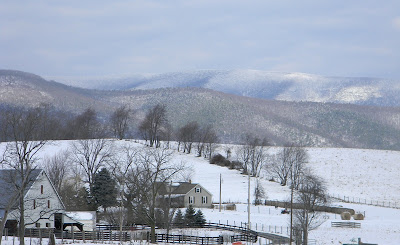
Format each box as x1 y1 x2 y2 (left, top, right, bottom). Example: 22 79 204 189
2 70 400 150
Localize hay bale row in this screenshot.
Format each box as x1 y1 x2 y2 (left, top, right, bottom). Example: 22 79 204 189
340 212 364 220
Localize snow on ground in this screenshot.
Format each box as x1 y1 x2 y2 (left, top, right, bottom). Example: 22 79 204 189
1 140 400 244
307 147 400 205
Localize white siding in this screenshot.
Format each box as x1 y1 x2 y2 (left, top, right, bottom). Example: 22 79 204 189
9 171 65 228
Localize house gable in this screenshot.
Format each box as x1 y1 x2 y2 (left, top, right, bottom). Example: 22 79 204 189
184 184 212 208
0 169 66 229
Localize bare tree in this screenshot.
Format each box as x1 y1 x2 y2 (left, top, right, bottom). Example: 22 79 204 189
0 106 50 245
108 145 138 232
178 121 199 154
110 105 132 140
253 179 266 205
236 134 269 176
68 108 104 139
44 150 70 195
125 147 184 243
267 144 308 187
195 124 218 158
293 173 328 245
70 139 114 195
139 104 168 147
0 172 19 245
203 126 219 159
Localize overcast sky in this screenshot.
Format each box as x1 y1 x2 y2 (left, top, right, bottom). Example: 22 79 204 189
1 1 400 78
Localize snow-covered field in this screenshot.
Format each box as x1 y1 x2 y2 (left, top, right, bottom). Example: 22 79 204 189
1 140 400 244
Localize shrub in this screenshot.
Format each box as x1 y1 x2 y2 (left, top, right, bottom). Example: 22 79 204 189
210 154 226 165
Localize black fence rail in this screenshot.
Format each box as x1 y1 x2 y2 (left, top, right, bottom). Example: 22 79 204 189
331 222 361 228
175 223 257 235
231 234 257 243
25 228 131 242
96 224 149 231
155 233 223 245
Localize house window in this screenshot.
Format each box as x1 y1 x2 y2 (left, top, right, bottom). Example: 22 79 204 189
195 187 201 193
41 185 43 194
35 223 40 228
202 196 208 204
46 223 51 228
48 200 50 208
189 196 194 204
33 200 36 209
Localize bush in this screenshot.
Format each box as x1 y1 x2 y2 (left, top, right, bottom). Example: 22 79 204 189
210 154 226 165
230 161 242 170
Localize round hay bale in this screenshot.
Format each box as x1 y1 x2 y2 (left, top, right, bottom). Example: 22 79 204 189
340 212 351 220
353 213 364 220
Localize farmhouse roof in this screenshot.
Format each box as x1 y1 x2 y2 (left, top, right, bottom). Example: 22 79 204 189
156 182 198 195
0 169 42 209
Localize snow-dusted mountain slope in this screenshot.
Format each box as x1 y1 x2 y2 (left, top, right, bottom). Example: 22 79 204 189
49 69 400 107
3 69 400 151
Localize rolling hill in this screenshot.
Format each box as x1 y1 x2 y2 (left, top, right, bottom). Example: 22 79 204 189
2 69 400 150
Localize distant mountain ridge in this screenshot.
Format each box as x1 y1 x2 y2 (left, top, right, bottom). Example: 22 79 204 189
49 69 400 107
3 69 400 151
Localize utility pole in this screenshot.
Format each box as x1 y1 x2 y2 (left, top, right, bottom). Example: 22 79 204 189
219 173 222 212
290 161 294 244
247 171 251 230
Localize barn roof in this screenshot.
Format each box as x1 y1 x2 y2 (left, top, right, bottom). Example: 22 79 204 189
156 182 206 195
0 169 42 210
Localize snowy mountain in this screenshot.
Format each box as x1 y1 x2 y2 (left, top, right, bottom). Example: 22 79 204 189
3 69 400 150
49 69 400 107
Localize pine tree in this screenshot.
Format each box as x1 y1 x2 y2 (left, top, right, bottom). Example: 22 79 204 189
194 209 206 227
184 205 196 227
173 209 184 227
92 168 118 212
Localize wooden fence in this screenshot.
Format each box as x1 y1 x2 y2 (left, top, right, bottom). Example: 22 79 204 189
25 228 132 242
15 222 290 244
330 194 399 209
331 222 361 228
96 224 149 231
155 233 223 245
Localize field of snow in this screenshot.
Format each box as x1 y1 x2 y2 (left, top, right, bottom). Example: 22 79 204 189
1 140 400 244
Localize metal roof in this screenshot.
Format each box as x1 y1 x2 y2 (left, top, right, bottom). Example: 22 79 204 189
0 169 42 210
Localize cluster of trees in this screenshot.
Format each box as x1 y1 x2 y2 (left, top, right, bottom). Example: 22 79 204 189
173 206 206 228
0 104 133 142
46 142 186 243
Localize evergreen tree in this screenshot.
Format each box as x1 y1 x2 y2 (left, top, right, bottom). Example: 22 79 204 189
184 205 196 227
194 209 206 227
173 209 184 227
92 168 118 212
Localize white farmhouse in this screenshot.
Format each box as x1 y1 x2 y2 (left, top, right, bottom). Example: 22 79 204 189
0 169 65 233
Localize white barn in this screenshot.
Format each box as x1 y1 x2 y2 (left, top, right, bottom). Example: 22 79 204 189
0 169 65 233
